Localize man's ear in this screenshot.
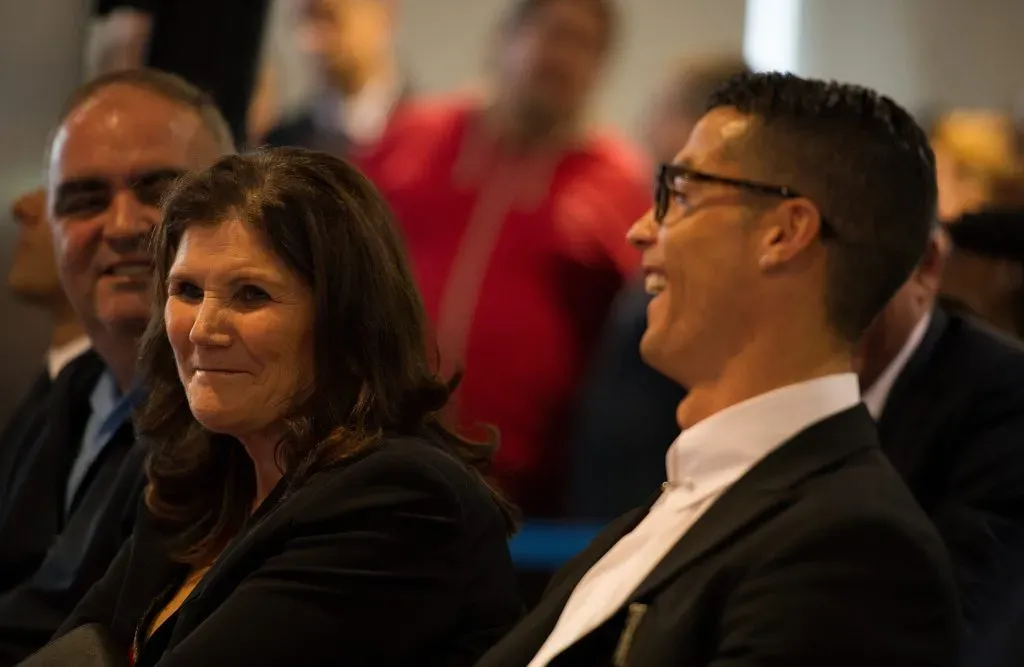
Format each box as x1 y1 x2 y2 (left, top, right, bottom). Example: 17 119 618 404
913 229 950 293
757 198 824 271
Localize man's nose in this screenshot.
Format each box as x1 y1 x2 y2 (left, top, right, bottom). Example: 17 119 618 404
627 209 658 250
103 190 154 254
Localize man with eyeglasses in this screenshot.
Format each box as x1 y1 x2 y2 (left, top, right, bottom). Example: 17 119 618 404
477 72 959 667
568 55 749 521
0 69 235 666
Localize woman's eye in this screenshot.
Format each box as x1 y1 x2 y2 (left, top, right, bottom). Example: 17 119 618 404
237 285 270 305
170 281 202 302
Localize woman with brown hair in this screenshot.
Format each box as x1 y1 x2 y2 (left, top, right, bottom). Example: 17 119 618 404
40 147 522 666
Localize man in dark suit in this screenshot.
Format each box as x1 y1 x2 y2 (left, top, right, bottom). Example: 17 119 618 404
571 213 1024 641
478 72 959 666
0 70 234 666
856 225 1024 637
261 0 405 152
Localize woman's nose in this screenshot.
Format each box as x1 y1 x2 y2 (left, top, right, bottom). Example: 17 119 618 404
189 298 232 347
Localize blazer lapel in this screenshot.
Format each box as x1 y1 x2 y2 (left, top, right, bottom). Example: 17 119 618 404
876 308 950 476
0 352 103 537
480 502 652 666
629 405 879 603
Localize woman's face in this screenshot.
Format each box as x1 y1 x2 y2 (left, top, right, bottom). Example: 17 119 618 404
165 218 315 440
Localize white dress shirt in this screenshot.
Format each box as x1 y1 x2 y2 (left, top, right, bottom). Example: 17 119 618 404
862 311 931 419
46 334 91 380
527 374 862 667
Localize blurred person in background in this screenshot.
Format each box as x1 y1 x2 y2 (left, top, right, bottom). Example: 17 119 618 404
850 226 1024 641
931 109 1021 221
567 55 749 519
356 0 649 518
0 69 234 666
246 63 282 146
260 0 406 152
6 190 89 379
941 207 1024 338
939 171 1024 337
642 54 752 165
0 190 89 570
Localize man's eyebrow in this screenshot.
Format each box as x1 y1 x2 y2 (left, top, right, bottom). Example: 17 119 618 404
55 177 110 195
129 168 186 183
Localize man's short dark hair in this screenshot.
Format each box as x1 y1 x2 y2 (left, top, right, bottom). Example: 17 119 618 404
707 71 937 343
504 0 619 52
51 68 236 157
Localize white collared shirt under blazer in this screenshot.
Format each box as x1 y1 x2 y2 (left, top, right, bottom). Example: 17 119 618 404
527 374 862 667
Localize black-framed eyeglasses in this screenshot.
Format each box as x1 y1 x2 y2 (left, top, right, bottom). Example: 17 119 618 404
654 163 835 237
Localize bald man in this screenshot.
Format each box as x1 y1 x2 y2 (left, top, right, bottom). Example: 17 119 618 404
0 69 234 666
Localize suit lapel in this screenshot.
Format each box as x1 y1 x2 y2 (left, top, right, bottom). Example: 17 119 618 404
630 405 879 603
0 352 103 535
876 308 949 476
480 503 651 666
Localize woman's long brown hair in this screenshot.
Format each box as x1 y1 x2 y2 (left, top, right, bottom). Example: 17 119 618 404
137 147 518 566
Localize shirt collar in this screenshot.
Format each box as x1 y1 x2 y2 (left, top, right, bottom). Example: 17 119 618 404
88 369 145 414
665 374 861 490
862 311 932 420
88 370 120 415
47 335 91 379
313 75 401 145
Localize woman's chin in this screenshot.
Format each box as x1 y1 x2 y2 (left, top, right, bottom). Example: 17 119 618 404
189 405 243 437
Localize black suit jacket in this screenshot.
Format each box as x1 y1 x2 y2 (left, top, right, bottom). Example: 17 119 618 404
571 303 1024 632
55 436 523 667
0 370 52 578
874 309 1024 633
0 352 144 667
478 406 961 667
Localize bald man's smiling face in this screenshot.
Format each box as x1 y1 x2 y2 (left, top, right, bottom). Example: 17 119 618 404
47 84 222 339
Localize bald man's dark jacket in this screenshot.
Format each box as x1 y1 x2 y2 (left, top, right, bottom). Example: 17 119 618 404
0 351 145 666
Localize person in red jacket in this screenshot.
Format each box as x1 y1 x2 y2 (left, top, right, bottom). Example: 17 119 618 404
356 0 648 516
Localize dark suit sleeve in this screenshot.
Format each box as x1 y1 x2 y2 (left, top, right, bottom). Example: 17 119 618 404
54 536 133 639
711 515 961 667
0 537 132 664
153 452 474 667
930 401 1024 629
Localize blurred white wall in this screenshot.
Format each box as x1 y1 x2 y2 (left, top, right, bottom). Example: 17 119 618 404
794 0 1024 117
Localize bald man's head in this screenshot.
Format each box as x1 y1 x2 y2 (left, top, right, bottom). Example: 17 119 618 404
47 70 234 345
